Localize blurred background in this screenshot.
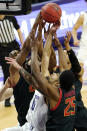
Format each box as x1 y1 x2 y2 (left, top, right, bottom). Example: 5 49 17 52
0 0 87 87
0 0 87 130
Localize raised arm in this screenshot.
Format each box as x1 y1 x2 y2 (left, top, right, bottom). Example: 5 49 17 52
17 28 24 47
64 31 83 81
31 36 59 101
37 18 45 59
16 12 41 66
41 24 52 77
5 56 40 90
53 34 69 72
72 14 84 46
9 13 41 84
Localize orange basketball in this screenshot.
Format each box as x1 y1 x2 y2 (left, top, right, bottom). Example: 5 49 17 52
41 3 62 23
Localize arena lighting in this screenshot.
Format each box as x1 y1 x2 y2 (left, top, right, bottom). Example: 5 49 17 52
0 0 32 15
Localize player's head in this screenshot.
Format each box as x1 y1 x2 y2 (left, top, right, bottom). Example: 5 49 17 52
9 50 20 59
85 0 87 2
24 55 41 73
59 70 75 91
47 72 59 86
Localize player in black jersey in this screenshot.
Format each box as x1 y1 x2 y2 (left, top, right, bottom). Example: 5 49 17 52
64 31 87 131
29 23 76 131
4 18 76 131
0 50 34 126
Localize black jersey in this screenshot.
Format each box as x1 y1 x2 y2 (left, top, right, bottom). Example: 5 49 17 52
13 75 34 126
46 87 76 131
75 80 84 110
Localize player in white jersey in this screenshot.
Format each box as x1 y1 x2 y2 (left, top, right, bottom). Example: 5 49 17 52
72 0 87 63
2 90 48 131
26 90 48 131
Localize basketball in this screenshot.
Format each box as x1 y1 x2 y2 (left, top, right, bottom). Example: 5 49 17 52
41 3 62 23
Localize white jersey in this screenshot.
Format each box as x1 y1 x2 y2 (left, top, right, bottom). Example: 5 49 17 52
26 90 48 131
77 12 87 62
2 91 48 131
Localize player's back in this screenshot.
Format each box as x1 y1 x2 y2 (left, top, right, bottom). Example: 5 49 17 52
46 87 76 131
13 75 34 126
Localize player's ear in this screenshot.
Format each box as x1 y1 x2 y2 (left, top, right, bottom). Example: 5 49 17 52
0 0 32 15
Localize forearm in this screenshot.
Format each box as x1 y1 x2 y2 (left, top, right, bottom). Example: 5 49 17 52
41 33 52 75
0 86 7 101
44 33 52 53
16 38 30 65
31 48 40 74
72 28 78 43
19 67 32 84
17 29 24 47
67 49 81 73
58 45 68 70
19 67 39 89
49 47 57 73
0 87 13 102
16 13 40 65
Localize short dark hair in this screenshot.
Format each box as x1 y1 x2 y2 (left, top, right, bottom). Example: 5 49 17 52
59 70 75 91
85 0 87 2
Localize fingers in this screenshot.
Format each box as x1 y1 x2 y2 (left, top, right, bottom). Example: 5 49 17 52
5 57 15 64
66 31 71 39
5 57 13 60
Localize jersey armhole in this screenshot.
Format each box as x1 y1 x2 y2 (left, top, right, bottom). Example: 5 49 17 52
50 88 62 111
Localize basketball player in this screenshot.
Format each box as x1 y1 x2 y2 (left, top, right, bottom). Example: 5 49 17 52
29 32 76 131
64 31 87 131
3 22 74 130
1 14 42 127
0 50 34 127
1 90 48 131
2 21 49 131
72 0 87 63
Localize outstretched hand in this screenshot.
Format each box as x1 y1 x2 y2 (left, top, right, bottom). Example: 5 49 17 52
5 57 21 71
30 28 41 50
53 34 61 48
64 31 72 46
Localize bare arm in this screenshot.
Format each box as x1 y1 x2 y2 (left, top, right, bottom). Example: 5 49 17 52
9 13 41 84
5 57 40 90
53 35 69 71
31 39 59 101
0 78 13 102
37 19 45 59
64 31 83 81
11 12 41 67
41 32 52 77
17 28 24 47
72 14 84 46
41 24 58 76
49 46 57 74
